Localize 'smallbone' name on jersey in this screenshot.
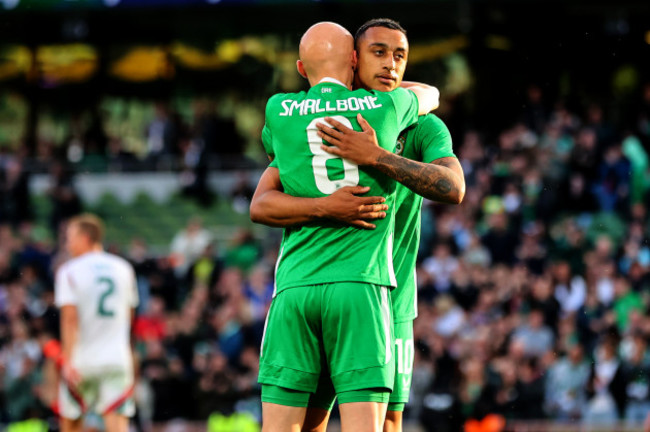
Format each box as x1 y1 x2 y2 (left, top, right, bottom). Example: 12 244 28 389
279 96 383 117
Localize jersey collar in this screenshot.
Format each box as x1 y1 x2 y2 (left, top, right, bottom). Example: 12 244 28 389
318 77 348 88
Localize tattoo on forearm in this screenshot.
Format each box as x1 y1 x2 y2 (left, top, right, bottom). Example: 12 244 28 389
374 154 462 203
435 178 453 195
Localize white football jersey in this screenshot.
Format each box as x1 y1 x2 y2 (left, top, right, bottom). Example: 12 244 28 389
55 251 139 376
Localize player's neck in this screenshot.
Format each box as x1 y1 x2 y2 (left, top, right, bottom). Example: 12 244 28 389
74 244 104 257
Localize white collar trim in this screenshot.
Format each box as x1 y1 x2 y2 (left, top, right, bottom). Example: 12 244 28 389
318 77 347 87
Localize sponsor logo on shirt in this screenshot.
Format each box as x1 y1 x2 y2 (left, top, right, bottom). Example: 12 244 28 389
395 135 406 155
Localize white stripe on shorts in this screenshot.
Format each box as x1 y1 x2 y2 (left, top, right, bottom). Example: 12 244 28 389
272 245 284 298
381 287 392 364
260 306 271 358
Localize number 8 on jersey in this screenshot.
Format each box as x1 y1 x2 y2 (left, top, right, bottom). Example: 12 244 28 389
307 116 359 194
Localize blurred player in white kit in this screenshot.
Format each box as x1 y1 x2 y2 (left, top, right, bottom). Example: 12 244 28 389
55 214 139 432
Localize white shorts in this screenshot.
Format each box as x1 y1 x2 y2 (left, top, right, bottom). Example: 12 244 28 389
59 370 135 420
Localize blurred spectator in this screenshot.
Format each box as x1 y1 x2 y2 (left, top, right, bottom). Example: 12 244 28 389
481 212 518 266
185 242 224 293
592 144 631 213
569 128 600 184
231 173 256 215
620 132 649 205
0 320 42 421
0 157 32 228
194 349 237 419
145 101 181 170
560 173 598 214
458 356 490 419
419 343 463 432
511 307 554 357
170 217 213 279
134 296 167 342
584 336 627 424
209 268 250 363
242 264 273 344
520 84 548 136
585 103 616 150
432 295 465 338
107 137 139 172
552 259 587 315
460 232 491 269
422 242 459 293
515 357 546 419
612 276 644 334
544 342 590 420
515 223 548 275
224 229 261 274
179 134 213 208
526 274 561 334
621 331 650 424
192 100 245 169
140 339 188 422
576 290 609 354
46 161 82 235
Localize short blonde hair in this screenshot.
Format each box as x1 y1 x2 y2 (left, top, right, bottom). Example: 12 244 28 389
68 213 105 244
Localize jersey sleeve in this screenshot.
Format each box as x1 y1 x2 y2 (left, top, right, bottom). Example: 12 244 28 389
388 88 420 131
416 114 456 162
262 124 273 158
261 96 278 158
55 264 77 307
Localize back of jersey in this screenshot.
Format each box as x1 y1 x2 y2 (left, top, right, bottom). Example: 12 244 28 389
263 81 419 292
55 251 138 376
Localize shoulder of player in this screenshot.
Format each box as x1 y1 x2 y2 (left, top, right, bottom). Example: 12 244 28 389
399 114 433 137
406 113 449 139
415 113 444 128
362 88 414 112
55 259 73 277
77 251 133 271
103 252 135 270
366 87 410 99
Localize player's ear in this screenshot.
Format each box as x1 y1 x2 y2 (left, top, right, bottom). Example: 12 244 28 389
296 60 308 79
351 50 358 70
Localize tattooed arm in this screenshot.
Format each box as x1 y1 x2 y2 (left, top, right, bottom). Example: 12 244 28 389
373 154 464 204
316 113 465 204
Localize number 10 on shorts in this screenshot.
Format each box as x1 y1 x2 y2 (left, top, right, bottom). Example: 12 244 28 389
395 338 414 375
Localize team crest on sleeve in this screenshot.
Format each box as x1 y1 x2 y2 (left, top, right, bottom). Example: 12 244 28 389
395 135 405 155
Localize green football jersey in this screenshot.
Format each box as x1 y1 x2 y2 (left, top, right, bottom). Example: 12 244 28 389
392 114 456 322
262 80 419 292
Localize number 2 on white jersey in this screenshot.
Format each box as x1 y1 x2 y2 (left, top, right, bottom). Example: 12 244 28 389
97 277 116 317
307 116 359 194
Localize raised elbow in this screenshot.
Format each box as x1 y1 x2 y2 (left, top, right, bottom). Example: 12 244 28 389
454 183 466 205
249 201 264 224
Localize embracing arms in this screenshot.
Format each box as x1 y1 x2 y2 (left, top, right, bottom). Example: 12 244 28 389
250 166 389 229
316 113 465 204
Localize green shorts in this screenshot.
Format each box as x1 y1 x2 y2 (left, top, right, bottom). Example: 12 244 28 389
258 282 394 400
305 319 415 411
388 320 414 408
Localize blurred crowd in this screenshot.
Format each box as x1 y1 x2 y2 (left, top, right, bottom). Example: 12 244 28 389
0 98 254 221
0 81 649 431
